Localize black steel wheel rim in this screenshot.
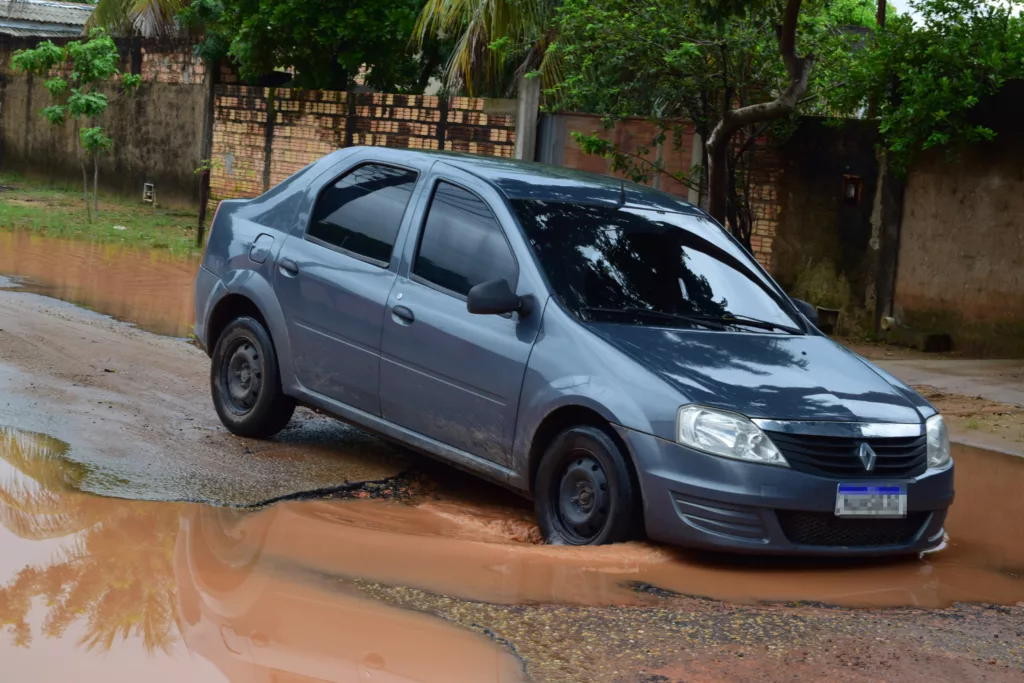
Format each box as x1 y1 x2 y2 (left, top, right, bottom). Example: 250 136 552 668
222 337 263 415
553 451 611 544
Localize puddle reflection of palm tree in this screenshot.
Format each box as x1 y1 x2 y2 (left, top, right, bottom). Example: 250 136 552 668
0 427 180 654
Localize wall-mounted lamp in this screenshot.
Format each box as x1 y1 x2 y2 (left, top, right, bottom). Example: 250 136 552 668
843 175 862 205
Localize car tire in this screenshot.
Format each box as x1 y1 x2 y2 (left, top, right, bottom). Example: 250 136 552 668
210 316 295 438
534 425 640 545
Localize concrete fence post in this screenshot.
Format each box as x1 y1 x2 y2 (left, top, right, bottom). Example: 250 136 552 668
514 75 541 162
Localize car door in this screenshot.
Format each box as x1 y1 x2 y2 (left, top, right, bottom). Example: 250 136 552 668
274 162 421 415
380 170 541 467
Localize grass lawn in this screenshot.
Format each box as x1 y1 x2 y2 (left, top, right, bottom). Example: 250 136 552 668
0 173 202 256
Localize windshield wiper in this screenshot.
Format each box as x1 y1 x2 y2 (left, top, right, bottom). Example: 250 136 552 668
582 307 801 334
581 307 728 330
694 313 803 334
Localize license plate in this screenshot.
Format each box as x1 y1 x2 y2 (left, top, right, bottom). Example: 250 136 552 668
835 484 907 518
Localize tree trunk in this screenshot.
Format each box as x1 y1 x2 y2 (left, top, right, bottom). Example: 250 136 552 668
707 140 730 225
705 0 811 225
80 159 92 224
93 156 99 215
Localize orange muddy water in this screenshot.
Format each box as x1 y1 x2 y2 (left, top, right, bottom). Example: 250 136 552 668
2 428 1023 682
0 230 198 337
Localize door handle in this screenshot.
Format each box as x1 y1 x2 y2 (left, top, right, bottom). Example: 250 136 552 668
279 258 299 276
391 305 415 325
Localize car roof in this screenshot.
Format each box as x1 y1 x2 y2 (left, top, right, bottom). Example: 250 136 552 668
345 147 705 216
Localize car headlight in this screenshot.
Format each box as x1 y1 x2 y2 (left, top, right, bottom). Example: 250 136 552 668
676 405 788 467
926 414 951 468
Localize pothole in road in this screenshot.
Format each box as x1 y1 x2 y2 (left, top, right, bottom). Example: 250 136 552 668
3 422 1024 611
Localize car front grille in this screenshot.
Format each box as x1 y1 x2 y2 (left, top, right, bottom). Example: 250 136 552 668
765 431 928 479
777 511 929 547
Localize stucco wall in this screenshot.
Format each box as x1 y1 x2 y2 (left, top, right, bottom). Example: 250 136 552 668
771 118 879 311
896 141 1024 356
0 38 207 209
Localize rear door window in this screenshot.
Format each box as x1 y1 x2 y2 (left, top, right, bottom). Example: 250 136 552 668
412 182 518 297
307 164 418 265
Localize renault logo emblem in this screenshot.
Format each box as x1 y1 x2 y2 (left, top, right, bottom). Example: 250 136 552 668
857 443 877 472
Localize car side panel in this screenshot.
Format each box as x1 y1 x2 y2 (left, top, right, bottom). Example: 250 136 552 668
271 150 437 413
197 153 355 388
509 302 687 493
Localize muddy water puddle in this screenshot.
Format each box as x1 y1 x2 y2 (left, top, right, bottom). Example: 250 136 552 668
3 426 1024 682
0 426 527 683
0 230 198 337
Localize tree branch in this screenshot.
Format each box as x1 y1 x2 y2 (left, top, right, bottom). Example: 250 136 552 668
707 0 811 153
732 121 774 163
613 147 699 192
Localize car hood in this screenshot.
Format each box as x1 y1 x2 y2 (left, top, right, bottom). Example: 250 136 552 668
589 325 926 423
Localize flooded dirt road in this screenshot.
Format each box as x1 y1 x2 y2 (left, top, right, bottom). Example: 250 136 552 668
2 426 1024 683
0 280 410 505
1 235 1024 682
0 230 198 338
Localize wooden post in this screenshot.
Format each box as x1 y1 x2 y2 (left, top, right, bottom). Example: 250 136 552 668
514 75 541 162
196 59 218 248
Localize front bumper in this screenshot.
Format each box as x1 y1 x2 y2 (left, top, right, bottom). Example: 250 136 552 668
619 428 955 556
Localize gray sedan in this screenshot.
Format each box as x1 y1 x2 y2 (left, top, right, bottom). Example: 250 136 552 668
193 147 954 555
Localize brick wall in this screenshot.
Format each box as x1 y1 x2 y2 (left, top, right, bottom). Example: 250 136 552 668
746 156 782 270
138 44 206 85
208 85 518 208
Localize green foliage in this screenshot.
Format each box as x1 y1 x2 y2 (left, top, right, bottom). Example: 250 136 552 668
552 0 860 129
549 0 862 246
67 90 109 119
413 0 560 95
833 0 1024 172
9 29 135 138
87 0 187 37
80 127 113 154
9 29 142 219
41 105 66 126
181 0 450 91
9 40 64 73
0 173 202 256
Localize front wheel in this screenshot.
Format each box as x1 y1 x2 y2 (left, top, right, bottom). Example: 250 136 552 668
534 426 640 545
210 316 295 438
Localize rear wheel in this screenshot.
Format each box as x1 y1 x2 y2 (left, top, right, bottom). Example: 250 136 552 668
211 316 295 438
534 426 640 545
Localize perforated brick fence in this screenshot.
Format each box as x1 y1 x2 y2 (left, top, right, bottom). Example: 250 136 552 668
208 85 518 209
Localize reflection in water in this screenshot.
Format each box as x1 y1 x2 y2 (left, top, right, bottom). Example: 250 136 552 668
0 230 199 337
0 427 179 653
2 428 1024 682
0 427 527 683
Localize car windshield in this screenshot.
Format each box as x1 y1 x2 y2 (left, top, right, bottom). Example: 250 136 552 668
512 200 803 333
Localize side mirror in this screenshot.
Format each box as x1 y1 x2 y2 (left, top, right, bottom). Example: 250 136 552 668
467 279 530 316
792 298 819 326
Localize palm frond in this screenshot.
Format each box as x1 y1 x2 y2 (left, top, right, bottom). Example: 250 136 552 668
87 0 188 37
413 0 560 95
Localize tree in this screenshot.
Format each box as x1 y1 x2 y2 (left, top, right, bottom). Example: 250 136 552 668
550 0 862 248
10 30 141 223
412 0 560 96
86 0 187 37
180 0 450 92
834 0 1024 174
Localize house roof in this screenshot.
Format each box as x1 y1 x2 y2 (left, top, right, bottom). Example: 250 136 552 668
0 0 93 38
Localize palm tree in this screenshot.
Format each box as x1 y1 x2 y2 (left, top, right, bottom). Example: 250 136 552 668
413 0 560 96
86 0 187 37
